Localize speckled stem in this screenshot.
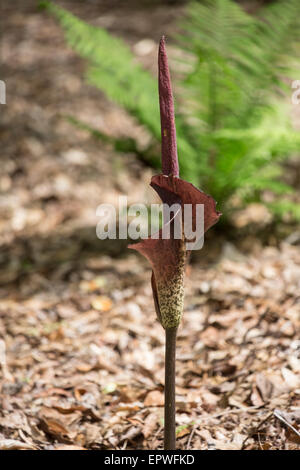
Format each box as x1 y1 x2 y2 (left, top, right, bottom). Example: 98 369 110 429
164 327 177 450
156 238 186 329
156 272 185 329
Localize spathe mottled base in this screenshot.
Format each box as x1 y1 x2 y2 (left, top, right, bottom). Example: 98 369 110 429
130 173 220 329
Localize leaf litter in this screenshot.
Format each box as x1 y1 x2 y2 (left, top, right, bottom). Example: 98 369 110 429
0 0 299 451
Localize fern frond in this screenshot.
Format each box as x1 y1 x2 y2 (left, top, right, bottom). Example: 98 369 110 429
43 1 160 139
267 199 300 221
43 1 200 184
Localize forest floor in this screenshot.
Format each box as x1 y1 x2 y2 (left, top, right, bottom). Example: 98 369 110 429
0 1 299 450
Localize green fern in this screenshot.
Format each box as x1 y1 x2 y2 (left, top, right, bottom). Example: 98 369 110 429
42 1 159 138
42 0 300 220
178 0 300 212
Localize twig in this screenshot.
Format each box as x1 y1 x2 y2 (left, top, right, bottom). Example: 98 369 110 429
197 405 261 422
273 409 300 438
186 424 197 450
151 425 163 448
241 412 273 449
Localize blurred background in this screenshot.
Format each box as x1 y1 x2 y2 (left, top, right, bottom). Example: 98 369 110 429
0 0 299 451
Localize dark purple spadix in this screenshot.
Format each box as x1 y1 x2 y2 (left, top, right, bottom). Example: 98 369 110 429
159 36 179 177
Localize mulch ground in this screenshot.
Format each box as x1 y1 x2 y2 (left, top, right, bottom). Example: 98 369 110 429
0 1 299 450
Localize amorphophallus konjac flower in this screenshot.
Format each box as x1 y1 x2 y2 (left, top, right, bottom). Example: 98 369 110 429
129 37 221 450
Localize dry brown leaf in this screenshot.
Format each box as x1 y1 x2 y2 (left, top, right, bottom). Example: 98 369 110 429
144 390 164 407
91 296 112 312
200 327 220 348
118 426 142 444
39 417 73 443
256 373 273 401
0 439 37 450
176 427 191 438
142 413 159 438
281 367 299 389
250 385 265 407
38 407 79 443
201 391 220 409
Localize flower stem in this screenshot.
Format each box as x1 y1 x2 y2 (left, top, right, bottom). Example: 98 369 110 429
164 327 177 450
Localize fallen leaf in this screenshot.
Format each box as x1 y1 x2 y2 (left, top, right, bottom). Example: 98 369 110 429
250 385 264 407
38 407 79 443
91 296 112 312
118 426 142 444
0 439 36 450
256 373 273 401
176 424 191 438
102 382 117 394
144 390 164 407
142 413 159 438
202 391 220 408
281 367 299 389
200 327 220 348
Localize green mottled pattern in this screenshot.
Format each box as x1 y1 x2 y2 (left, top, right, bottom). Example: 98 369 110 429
156 246 186 329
